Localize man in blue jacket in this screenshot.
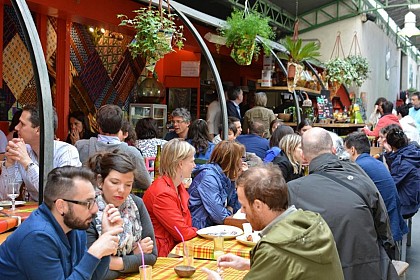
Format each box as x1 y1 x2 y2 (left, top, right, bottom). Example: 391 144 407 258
344 132 408 243
0 166 123 279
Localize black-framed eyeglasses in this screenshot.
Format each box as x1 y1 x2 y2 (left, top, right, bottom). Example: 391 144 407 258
55 198 96 210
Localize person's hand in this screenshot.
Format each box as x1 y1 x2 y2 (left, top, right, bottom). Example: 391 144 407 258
88 227 123 259
374 104 379 113
383 141 392 152
5 138 31 168
241 161 248 172
133 237 154 254
69 129 80 144
201 268 222 280
101 204 123 233
217 253 250 271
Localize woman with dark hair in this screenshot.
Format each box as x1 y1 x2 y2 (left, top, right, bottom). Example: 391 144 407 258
86 150 157 279
296 119 313 135
188 141 244 229
270 119 283 135
186 119 215 164
368 97 387 128
66 110 97 145
383 125 420 219
119 120 137 146
134 118 167 158
263 125 294 163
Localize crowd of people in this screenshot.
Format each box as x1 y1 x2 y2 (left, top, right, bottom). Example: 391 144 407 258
0 91 418 279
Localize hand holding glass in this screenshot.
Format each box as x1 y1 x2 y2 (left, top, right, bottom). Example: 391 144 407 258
213 236 224 274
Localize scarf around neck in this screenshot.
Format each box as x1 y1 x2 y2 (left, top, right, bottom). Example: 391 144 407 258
95 194 142 256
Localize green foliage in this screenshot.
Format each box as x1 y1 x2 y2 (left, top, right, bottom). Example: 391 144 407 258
277 36 321 63
219 9 274 64
325 58 354 86
326 56 370 87
346 55 369 87
118 7 185 64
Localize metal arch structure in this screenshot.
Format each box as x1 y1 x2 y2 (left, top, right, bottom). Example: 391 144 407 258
170 4 229 140
141 0 229 140
11 0 54 203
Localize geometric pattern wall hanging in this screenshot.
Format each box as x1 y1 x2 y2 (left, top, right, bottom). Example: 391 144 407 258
95 30 132 75
3 34 34 100
46 17 57 62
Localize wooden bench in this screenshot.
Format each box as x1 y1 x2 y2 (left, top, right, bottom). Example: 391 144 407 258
392 260 409 279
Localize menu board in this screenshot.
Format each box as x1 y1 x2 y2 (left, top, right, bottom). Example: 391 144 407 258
317 90 333 119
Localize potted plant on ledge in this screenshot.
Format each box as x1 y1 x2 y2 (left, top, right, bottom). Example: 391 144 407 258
219 9 274 65
277 36 321 92
118 0 185 72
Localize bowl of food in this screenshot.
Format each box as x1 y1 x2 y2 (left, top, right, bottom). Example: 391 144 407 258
278 113 292 122
174 265 196 278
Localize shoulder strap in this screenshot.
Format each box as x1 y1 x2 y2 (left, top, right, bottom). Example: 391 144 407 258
315 171 371 212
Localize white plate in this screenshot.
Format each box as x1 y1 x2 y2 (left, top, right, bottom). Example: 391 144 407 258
0 201 26 207
196 225 243 240
0 207 3 211
236 234 260 247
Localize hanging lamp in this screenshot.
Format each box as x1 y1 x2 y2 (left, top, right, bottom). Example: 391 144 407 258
399 12 420 37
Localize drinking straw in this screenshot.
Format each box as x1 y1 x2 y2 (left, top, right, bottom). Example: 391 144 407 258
137 241 147 279
174 226 190 266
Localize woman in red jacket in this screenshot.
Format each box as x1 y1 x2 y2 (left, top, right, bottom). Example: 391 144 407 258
143 139 197 256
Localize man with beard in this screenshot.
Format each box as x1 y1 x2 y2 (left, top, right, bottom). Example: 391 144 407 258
202 165 343 280
0 166 123 279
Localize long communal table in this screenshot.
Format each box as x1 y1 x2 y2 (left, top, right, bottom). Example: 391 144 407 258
0 202 38 234
119 257 247 280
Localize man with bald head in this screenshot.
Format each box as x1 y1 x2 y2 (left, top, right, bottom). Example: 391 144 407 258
288 128 398 280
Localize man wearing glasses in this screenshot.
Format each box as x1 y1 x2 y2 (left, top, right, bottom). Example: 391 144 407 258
164 108 191 141
0 166 123 279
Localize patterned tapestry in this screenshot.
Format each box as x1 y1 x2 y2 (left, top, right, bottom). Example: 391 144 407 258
2 5 144 121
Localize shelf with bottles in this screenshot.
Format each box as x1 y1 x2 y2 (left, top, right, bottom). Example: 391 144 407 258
129 103 167 138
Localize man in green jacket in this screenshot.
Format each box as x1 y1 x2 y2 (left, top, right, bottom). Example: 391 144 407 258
203 164 344 280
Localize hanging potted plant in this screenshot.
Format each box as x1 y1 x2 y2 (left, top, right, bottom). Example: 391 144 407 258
277 36 320 91
218 9 274 65
346 55 369 87
118 0 185 72
325 57 353 96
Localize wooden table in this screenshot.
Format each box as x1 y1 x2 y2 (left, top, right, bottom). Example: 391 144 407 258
0 230 13 244
0 202 38 233
170 236 252 260
119 257 247 280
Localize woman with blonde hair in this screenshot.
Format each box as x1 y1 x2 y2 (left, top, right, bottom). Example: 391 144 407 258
273 134 303 182
188 141 244 229
143 139 197 256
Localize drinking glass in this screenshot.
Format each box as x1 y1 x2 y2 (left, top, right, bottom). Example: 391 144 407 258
213 235 224 274
139 265 152 280
182 241 194 267
7 181 20 212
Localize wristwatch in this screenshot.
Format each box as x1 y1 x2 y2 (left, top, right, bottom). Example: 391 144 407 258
25 162 35 171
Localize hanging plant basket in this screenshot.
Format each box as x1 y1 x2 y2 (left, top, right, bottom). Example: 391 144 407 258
230 36 256 65
219 9 274 66
118 1 185 73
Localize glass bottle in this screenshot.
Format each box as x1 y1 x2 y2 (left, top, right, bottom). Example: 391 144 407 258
154 145 161 180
